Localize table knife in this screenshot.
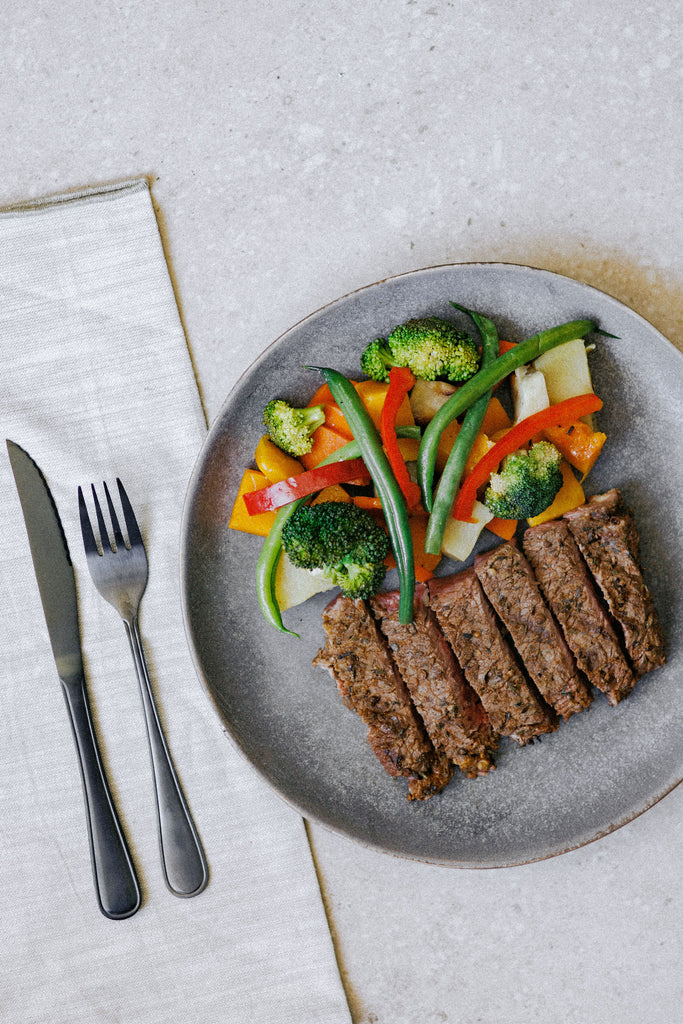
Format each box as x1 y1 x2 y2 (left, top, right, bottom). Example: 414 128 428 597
6 440 141 920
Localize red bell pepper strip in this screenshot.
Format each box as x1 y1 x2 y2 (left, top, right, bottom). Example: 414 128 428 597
452 393 603 522
243 457 367 515
380 366 422 509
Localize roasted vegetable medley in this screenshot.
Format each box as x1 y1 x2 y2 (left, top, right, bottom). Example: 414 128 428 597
228 303 610 633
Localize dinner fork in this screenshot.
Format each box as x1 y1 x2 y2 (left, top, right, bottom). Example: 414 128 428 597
78 479 208 898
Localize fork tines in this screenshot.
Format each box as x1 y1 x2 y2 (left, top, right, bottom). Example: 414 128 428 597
78 479 143 556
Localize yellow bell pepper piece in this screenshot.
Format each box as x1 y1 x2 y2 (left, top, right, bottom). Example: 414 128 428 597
463 433 495 476
354 380 414 430
435 426 496 476
396 437 420 461
311 484 352 505
254 435 304 484
527 461 585 526
228 469 277 536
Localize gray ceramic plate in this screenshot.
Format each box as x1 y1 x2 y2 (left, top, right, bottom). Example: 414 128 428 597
181 263 682 867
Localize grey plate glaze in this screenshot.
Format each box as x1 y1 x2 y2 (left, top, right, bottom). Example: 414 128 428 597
180 263 682 868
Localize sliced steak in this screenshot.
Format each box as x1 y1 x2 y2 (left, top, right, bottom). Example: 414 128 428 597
370 585 498 777
523 520 636 705
564 490 666 676
474 543 592 720
313 593 453 800
427 570 558 744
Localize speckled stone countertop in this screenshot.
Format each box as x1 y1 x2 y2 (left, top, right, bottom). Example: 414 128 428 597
2 2 680 1022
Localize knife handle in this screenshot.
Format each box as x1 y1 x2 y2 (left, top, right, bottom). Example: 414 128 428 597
60 676 141 920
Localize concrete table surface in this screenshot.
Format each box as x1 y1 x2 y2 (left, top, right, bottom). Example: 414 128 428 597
2 3 680 1022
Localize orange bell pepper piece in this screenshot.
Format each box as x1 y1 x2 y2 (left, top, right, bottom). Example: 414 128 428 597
435 420 461 473
485 516 518 540
479 396 512 437
352 495 384 511
384 513 441 582
320 402 354 438
301 424 359 470
542 420 606 476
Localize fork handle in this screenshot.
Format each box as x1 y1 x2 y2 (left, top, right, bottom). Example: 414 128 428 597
124 617 209 897
61 675 141 919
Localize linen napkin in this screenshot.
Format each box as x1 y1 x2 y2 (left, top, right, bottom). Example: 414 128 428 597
0 179 351 1024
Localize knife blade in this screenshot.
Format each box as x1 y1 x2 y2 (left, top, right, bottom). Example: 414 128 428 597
7 440 141 920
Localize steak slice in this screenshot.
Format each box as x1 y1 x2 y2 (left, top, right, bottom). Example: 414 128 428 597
474 543 592 720
523 521 636 705
370 585 498 777
427 570 558 744
313 593 453 800
564 490 666 676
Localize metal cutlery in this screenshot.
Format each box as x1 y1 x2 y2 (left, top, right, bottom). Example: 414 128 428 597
78 478 208 898
7 441 141 920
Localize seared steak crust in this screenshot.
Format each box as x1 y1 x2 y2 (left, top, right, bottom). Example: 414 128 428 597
523 521 636 705
474 543 593 720
564 490 666 677
313 594 453 800
428 570 558 744
370 586 498 777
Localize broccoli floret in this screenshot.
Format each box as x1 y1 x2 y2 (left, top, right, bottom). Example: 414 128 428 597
386 316 480 382
360 318 480 383
359 337 396 382
281 501 390 600
263 399 326 457
484 441 563 520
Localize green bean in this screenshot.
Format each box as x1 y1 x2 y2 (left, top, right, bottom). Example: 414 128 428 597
424 305 500 555
417 318 600 511
255 425 421 633
308 366 416 624
255 498 307 637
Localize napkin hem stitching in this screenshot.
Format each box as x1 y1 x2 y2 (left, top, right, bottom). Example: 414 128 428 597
0 177 150 216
